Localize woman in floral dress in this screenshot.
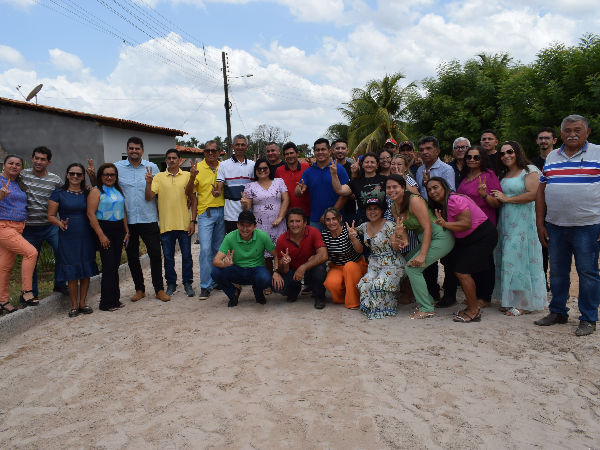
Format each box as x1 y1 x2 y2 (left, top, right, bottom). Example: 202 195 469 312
353 198 406 319
490 141 547 315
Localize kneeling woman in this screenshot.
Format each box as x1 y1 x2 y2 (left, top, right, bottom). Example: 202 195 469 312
426 177 498 322
386 174 455 319
354 198 406 319
321 207 368 309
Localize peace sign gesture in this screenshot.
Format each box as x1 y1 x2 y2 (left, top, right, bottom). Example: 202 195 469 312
145 166 154 184
253 153 258 162
346 221 358 239
433 209 446 228
240 191 250 210
0 178 10 200
394 216 406 238
296 179 307 196
279 248 291 265
189 158 199 178
477 175 487 198
351 159 360 177
329 162 338 176
421 168 431 186
86 159 95 178
58 217 69 231
222 250 235 267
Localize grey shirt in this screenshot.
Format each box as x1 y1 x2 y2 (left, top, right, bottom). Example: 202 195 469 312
415 158 456 200
21 168 63 226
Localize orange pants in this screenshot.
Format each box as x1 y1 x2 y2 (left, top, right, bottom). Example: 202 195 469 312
0 220 38 302
323 257 368 308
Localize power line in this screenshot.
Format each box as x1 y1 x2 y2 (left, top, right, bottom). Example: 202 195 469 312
179 84 220 128
228 87 246 133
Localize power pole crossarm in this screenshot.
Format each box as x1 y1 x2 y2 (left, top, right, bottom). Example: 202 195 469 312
222 51 233 157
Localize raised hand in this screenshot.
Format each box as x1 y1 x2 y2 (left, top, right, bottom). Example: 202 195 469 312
329 162 338 176
477 175 487 198
211 183 220 197
253 153 257 162
240 191 250 209
422 168 431 186
351 159 360 177
189 158 199 178
86 159 95 178
394 216 406 237
222 250 234 267
346 221 358 239
414 151 423 167
59 217 69 231
0 179 10 200
296 179 307 195
279 248 291 265
433 209 446 228
145 166 154 184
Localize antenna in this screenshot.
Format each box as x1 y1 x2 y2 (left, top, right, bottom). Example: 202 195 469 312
26 84 43 104
15 85 27 100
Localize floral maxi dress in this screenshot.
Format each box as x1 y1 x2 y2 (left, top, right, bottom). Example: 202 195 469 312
358 221 406 319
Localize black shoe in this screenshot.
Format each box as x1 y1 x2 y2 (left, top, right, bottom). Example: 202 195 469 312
534 313 568 326
228 286 241 307
54 285 69 296
301 286 312 296
165 284 176 296
314 297 326 310
255 294 267 305
213 285 223 292
19 291 39 307
198 288 210 300
436 296 457 308
575 321 596 336
183 283 195 297
287 294 298 303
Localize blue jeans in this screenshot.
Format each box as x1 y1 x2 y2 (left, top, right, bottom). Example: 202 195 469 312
211 265 272 302
22 224 62 297
547 222 600 322
160 230 193 286
310 221 324 232
274 263 327 299
198 207 226 290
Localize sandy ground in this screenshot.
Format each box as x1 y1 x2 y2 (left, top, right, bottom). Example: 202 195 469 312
1 246 599 450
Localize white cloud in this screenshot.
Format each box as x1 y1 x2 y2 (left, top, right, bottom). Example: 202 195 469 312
48 48 85 72
0 44 32 70
0 0 35 9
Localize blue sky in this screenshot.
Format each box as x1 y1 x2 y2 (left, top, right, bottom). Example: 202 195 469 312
1 0 598 146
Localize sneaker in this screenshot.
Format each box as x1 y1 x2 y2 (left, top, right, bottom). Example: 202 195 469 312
131 290 145 302
255 293 267 305
575 321 596 336
54 285 70 296
183 283 195 297
155 290 171 302
165 284 176 296
199 288 210 300
301 286 312 296
314 297 326 310
228 286 241 307
534 313 568 326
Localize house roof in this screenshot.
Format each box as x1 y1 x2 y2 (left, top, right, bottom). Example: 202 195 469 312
0 97 186 137
176 145 226 156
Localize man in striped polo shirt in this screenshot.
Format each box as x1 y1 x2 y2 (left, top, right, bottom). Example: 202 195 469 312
21 146 67 298
535 114 600 336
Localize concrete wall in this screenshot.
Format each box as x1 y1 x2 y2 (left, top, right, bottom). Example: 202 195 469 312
102 126 176 165
0 105 105 181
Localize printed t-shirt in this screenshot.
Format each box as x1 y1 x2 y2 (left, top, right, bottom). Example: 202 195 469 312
151 169 191 233
456 169 502 225
348 174 387 209
275 162 311 216
446 194 487 238
300 161 349 222
218 228 275 268
194 160 225 216
276 225 326 271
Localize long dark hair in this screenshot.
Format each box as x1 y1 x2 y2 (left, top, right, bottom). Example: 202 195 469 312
61 163 89 197
253 157 273 181
460 145 494 181
96 163 125 197
2 154 27 192
386 173 413 215
497 141 531 181
426 177 454 220
359 152 379 178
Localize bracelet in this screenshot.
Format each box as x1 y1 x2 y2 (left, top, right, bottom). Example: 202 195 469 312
480 194 488 199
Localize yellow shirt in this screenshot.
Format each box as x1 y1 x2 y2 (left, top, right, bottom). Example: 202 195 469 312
194 159 225 216
151 168 191 233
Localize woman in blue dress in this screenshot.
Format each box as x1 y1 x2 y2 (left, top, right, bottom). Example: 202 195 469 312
48 163 99 317
490 141 547 315
87 163 129 312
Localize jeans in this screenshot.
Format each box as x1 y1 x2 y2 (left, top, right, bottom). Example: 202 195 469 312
22 224 62 297
309 221 324 232
274 263 327 299
198 207 226 290
546 222 600 322
211 265 272 302
126 222 164 293
160 230 193 286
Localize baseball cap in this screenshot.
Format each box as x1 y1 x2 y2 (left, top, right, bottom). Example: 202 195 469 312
237 211 256 224
399 140 414 149
365 197 388 212
384 138 398 147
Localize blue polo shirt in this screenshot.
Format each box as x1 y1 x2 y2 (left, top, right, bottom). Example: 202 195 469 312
300 160 349 222
114 158 160 224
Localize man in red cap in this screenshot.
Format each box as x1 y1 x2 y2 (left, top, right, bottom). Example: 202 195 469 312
383 138 398 154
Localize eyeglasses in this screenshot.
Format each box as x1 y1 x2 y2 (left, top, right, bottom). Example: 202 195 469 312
204 149 219 153
379 157 391 162
67 171 84 177
256 167 269 172
499 149 515 157
537 136 553 141
102 173 117 178
453 145 468 150
465 154 481 161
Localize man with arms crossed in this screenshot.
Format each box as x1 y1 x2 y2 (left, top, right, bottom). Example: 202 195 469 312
185 140 225 301
535 115 600 336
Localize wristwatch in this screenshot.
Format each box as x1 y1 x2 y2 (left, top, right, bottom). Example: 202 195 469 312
191 220 197 224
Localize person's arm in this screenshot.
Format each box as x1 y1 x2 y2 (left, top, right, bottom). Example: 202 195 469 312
346 222 363 253
185 161 199 197
122 210 130 247
535 182 549 248
86 188 110 249
269 248 284 289
47 200 68 230
188 192 197 236
492 171 539 204
213 250 234 268
329 163 353 196
273 191 290 227
408 196 433 267
434 208 471 232
333 195 348 211
145 168 156 201
293 247 328 282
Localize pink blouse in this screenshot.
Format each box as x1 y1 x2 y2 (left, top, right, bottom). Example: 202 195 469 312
456 169 502 225
447 194 488 238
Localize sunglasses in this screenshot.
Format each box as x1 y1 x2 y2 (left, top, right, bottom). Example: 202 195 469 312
102 173 117 178
465 154 481 161
67 171 84 177
256 167 269 172
499 149 515 157
204 149 219 153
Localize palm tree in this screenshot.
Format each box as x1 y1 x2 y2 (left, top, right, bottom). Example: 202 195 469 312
340 72 417 156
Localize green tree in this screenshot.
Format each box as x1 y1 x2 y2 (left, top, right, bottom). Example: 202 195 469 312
340 72 417 155
324 123 349 141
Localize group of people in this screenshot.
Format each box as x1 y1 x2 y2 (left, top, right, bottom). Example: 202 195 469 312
0 114 598 336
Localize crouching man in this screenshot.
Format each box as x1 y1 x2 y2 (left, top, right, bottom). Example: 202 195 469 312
274 207 329 309
211 211 282 307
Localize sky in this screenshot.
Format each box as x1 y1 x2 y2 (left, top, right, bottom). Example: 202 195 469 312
0 0 599 146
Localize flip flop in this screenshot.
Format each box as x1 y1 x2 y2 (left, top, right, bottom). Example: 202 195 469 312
453 309 481 323
409 311 435 319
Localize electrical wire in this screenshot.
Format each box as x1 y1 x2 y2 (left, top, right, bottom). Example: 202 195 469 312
179 84 220 128
228 87 246 133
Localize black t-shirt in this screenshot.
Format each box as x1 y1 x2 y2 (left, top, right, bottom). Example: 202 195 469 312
269 161 286 178
531 155 546 172
341 162 357 216
488 152 499 175
347 174 387 210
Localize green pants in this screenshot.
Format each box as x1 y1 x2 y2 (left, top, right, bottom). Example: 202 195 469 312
405 224 455 313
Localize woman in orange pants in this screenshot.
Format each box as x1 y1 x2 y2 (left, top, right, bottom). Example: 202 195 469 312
321 208 368 309
0 155 38 314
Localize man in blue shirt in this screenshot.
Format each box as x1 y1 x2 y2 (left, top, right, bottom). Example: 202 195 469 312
295 138 348 232
88 137 170 302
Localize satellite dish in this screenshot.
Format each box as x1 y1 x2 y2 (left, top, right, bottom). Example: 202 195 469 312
26 84 43 103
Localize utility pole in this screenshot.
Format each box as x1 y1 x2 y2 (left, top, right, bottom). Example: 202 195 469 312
222 51 233 157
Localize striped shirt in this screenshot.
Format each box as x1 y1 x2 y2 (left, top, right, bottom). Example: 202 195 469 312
321 224 362 266
216 156 255 221
20 169 63 226
540 141 600 226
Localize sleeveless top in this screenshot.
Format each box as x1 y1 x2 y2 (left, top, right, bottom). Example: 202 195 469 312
95 186 125 221
393 194 436 234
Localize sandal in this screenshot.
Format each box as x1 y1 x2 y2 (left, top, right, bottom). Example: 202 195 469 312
453 308 481 323
68 308 80 318
20 290 39 307
117 302 125 309
505 308 531 316
476 299 491 308
79 305 93 314
409 310 435 319
499 307 509 312
0 301 17 314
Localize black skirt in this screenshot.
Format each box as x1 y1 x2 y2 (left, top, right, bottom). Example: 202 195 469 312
454 219 498 274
